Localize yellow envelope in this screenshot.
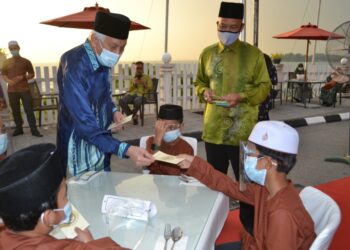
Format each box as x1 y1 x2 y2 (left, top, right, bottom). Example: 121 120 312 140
153 151 184 165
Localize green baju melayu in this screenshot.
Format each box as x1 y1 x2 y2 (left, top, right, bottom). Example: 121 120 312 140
194 40 271 146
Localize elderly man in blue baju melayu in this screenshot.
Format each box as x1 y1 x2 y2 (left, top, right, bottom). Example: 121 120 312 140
57 12 154 176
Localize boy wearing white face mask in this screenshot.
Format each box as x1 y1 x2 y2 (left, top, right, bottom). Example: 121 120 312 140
145 104 194 175
0 143 129 249
178 121 315 250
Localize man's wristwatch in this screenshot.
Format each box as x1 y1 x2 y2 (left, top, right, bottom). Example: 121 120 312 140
151 143 160 151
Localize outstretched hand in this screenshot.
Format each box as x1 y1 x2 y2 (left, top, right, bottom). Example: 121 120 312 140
177 154 195 169
126 146 155 168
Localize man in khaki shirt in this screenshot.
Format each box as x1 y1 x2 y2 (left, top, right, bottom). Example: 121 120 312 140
1 41 42 137
119 61 153 125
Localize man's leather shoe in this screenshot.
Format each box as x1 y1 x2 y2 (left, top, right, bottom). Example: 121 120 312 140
31 129 43 137
12 129 23 136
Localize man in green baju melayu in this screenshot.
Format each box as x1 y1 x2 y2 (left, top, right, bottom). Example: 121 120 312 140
194 1 271 239
194 1 271 179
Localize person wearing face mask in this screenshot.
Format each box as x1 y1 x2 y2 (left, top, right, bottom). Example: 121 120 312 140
119 61 153 125
194 2 270 180
0 143 130 249
178 121 316 250
56 12 155 177
194 2 270 236
145 104 194 175
1 40 43 137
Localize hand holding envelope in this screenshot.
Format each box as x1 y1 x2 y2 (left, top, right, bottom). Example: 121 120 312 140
108 115 133 131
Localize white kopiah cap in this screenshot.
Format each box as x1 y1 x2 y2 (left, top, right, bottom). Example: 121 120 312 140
8 40 19 47
248 121 299 154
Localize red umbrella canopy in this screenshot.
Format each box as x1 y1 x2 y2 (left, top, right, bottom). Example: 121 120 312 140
273 23 343 40
273 23 344 80
40 3 150 31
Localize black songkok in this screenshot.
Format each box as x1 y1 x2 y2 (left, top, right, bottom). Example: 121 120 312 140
158 104 183 121
0 144 63 216
219 2 244 19
94 12 131 39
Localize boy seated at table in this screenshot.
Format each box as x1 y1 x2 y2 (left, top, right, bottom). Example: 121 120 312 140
0 143 129 250
178 121 316 250
145 104 194 175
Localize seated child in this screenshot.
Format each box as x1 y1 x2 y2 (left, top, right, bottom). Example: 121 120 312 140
146 104 194 175
178 121 316 250
0 143 129 250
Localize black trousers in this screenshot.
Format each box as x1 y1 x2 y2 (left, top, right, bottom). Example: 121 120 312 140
204 142 240 178
8 91 37 130
205 142 255 236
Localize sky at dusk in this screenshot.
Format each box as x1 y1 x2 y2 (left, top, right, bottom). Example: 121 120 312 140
0 0 348 65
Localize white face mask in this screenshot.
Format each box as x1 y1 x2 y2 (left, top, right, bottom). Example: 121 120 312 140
97 40 121 67
217 31 240 46
0 133 8 155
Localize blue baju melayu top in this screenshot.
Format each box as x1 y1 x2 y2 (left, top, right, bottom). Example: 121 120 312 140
56 39 130 176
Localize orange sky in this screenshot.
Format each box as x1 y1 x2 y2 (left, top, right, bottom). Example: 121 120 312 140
0 0 348 64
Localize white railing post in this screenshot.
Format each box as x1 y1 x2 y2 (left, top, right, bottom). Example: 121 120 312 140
160 53 174 104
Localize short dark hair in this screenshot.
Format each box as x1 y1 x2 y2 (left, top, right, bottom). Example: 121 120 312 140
0 189 58 231
135 61 144 66
256 144 297 174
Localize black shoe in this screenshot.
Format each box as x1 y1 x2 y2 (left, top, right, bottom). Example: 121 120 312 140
12 129 24 136
132 115 138 125
293 97 301 102
31 129 43 137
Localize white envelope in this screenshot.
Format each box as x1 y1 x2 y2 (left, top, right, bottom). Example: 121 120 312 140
107 115 133 130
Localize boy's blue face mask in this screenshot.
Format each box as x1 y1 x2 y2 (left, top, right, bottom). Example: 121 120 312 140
241 142 267 186
41 201 73 227
244 156 267 186
163 129 181 143
54 201 72 225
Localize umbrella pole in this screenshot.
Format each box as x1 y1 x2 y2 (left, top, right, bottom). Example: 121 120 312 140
304 39 310 81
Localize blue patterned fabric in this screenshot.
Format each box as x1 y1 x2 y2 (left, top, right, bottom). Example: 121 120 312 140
57 39 130 176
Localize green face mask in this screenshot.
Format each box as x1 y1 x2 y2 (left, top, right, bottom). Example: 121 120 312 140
10 50 20 57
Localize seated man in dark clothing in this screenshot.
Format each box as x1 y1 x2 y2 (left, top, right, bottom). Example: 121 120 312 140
145 104 194 175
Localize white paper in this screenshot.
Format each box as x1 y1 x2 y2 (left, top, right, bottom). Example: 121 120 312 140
50 205 89 239
107 115 133 130
153 151 184 165
101 195 157 221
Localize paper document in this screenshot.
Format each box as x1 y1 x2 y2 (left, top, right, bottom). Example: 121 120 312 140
51 205 89 239
107 115 133 130
101 195 157 221
153 151 184 164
